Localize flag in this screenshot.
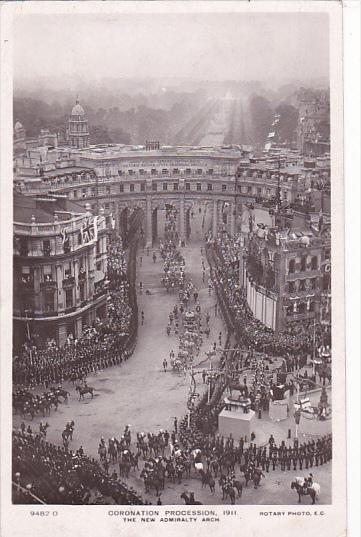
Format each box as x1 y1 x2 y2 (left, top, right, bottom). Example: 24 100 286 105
60 228 67 245
81 216 99 245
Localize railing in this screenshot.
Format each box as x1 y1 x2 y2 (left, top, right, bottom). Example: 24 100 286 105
285 311 315 322
287 269 321 279
62 276 75 287
40 280 57 291
20 281 34 291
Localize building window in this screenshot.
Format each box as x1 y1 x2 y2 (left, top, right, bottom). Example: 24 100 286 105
173 183 179 191
119 184 124 192
19 237 28 256
43 240 51 257
301 256 307 271
21 267 32 285
207 183 213 191
104 203 110 209
65 289 73 309
185 182 191 191
118 170 123 176
64 262 72 278
139 169 145 175
73 190 78 198
152 182 157 191
63 234 70 254
162 169 168 175
257 187 262 194
106 186 111 194
79 283 85 303
288 259 295 273
128 170 134 176
222 184 227 192
197 183 202 191
186 168 191 176
140 182 145 192
151 169 157 176
82 188 87 198
298 303 306 314
91 187 96 197
266 188 271 196
207 169 214 175
247 186 252 194
43 265 53 282
288 281 295 293
44 291 55 312
311 256 318 270
311 278 317 289
163 183 168 191
299 280 305 291
197 169 203 175
130 184 135 192
173 168 179 175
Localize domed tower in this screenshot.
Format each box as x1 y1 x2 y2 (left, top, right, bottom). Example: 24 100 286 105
13 120 26 154
68 97 89 149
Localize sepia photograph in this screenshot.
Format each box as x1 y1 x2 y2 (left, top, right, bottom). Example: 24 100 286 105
0 1 351 535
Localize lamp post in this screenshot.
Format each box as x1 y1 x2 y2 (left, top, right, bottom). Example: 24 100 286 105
312 318 316 374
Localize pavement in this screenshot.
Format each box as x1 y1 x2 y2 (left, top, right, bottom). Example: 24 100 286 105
13 209 332 505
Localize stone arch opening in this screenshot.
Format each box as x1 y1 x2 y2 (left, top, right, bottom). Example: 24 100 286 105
119 206 145 247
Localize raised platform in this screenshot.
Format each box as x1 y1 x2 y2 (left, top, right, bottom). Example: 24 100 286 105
218 408 256 441
269 399 289 421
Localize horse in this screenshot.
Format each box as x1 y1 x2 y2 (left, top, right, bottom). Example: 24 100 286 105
140 470 162 496
240 465 253 487
291 479 321 504
39 422 49 438
21 403 35 420
233 479 244 497
54 388 70 402
219 475 236 504
252 469 265 489
130 453 139 472
180 492 203 505
62 429 72 445
199 469 216 494
210 458 219 477
218 480 236 505
76 385 95 401
119 459 132 479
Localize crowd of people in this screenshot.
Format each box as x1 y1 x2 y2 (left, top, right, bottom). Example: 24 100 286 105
12 430 146 504
208 233 330 357
13 237 137 389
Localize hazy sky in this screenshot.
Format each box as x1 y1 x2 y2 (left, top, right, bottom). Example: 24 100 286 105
14 12 329 84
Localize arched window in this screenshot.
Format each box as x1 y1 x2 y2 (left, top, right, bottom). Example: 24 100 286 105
298 303 306 314
288 259 295 274
311 256 318 270
300 256 307 271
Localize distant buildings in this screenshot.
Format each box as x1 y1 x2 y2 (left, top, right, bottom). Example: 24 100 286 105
296 88 330 156
13 94 332 343
68 98 90 149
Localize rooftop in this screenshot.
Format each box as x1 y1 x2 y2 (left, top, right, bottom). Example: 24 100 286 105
14 193 87 224
70 143 244 161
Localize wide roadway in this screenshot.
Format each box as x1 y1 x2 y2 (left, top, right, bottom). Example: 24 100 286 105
13 219 332 504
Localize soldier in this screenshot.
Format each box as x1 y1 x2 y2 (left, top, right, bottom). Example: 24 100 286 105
271 450 277 471
265 455 270 473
